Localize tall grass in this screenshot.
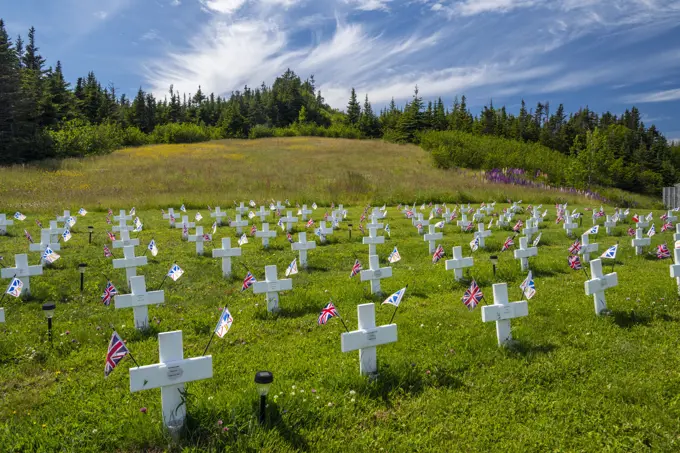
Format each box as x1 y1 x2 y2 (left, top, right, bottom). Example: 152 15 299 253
0 137 657 212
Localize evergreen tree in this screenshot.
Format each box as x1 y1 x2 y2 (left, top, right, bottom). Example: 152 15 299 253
347 88 361 125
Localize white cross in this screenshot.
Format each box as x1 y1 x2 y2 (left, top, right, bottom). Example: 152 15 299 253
113 245 148 286
174 216 195 230
670 247 680 296
482 283 529 346
591 212 599 225
229 214 248 234
253 265 293 312
300 205 313 221
412 212 424 227
363 227 385 256
636 218 649 229
341 303 397 376
256 206 270 222
0 308 4 323
236 202 249 216
604 215 617 235
497 214 509 228
113 210 133 232
474 223 491 248
457 214 471 231
473 210 485 223
667 210 678 223
445 246 474 281
48 220 61 243
330 211 343 228
318 221 333 237
360 255 392 294
675 224 680 242
188 226 211 255
631 228 650 255
522 219 538 243
212 237 241 278
1 254 43 296
579 233 599 263
114 275 164 329
509 202 521 213
163 208 177 226
483 205 494 216
112 230 139 250
255 223 276 248
513 236 537 271
442 207 451 221
367 213 384 230
0 213 14 235
129 330 213 429
281 211 298 232
584 259 618 316
270 201 285 211
56 210 71 226
563 214 577 237
30 229 61 260
292 232 316 268
423 224 442 254
210 207 226 225
371 207 386 220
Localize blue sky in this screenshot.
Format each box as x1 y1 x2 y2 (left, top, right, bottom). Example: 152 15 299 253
4 0 680 140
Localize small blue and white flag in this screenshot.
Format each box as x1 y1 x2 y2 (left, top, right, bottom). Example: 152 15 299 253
14 212 26 221
130 207 136 216
382 287 407 307
167 264 184 281
180 204 186 212
133 222 143 233
532 232 542 247
195 212 203 222
519 271 536 299
384 224 391 237
470 236 480 252
148 239 158 257
62 229 72 242
78 208 87 216
6 278 23 298
600 244 618 259
43 246 60 264
249 200 256 207
312 202 317 210
586 225 599 235
237 233 248 246
277 218 284 231
285 258 298 277
214 307 234 338
211 221 217 235
647 224 656 238
434 221 445 229
67 216 76 227
388 246 401 263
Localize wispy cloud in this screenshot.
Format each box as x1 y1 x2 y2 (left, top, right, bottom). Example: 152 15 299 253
344 0 393 11
624 88 680 103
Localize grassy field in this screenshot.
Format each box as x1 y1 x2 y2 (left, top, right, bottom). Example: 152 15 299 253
0 137 657 212
0 138 678 452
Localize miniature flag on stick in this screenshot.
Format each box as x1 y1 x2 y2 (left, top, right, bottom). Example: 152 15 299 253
388 246 401 263
462 280 484 311
101 281 117 306
214 307 234 338
148 239 158 257
104 331 130 377
6 278 23 298
285 258 298 277
350 259 362 278
103 245 113 258
241 271 256 291
519 271 536 300
168 264 184 281
600 244 618 259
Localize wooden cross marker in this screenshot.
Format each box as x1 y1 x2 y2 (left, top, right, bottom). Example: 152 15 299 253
300 205 313 221
129 331 213 429
670 247 680 296
513 236 537 272
497 214 509 228
252 265 293 312
363 227 385 256
445 246 473 282
360 255 392 294
113 210 133 232
280 211 298 232
604 215 617 235
30 229 61 261
584 259 618 316
474 223 491 248
341 303 397 375
579 233 599 263
0 213 14 235
173 216 195 230
188 226 211 255
631 228 650 255
235 202 249 216
412 212 424 227
113 245 148 286
255 223 276 248
482 283 529 346
229 214 248 234
115 275 164 329
113 229 140 250
210 207 226 225
0 254 42 296
563 214 577 237
291 232 316 268
256 206 270 222
212 237 241 278
423 224 443 254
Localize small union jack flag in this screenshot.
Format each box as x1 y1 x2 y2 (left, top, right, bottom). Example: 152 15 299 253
501 236 514 252
513 220 523 232
101 281 117 305
203 234 211 241
241 271 256 291
657 244 671 259
103 245 113 258
568 240 581 255
106 215 112 225
661 212 669 221
627 227 635 236
250 225 257 236
104 331 129 377
108 232 116 241
568 255 582 270
35 219 43 228
318 302 339 325
462 280 483 311
108 208 113 216
24 229 33 243
287 232 293 243
350 259 362 278
432 244 445 264
306 219 314 228
662 222 673 233
465 222 475 232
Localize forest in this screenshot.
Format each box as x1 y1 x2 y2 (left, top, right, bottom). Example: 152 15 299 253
1 20 678 195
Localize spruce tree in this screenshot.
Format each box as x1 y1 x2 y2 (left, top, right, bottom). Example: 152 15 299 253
347 88 361 125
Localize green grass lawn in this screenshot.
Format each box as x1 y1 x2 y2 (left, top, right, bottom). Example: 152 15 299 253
1 202 680 452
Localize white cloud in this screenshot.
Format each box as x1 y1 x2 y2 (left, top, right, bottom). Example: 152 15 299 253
200 0 248 14
141 29 161 41
171 0 181 5
624 88 680 103
94 11 109 19
345 0 393 11
451 0 537 16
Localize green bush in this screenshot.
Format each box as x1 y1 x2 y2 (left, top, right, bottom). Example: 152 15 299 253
48 120 124 158
148 123 220 144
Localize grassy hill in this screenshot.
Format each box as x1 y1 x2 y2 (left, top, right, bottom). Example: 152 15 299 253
0 137 656 212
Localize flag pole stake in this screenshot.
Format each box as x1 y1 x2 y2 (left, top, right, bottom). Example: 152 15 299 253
202 330 217 356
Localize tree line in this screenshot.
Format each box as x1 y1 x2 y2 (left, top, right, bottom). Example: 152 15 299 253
1 20 678 195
